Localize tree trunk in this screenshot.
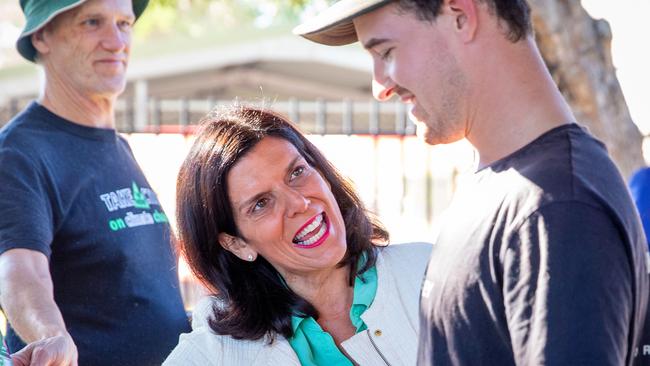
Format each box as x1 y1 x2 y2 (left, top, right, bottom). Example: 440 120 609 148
529 0 644 180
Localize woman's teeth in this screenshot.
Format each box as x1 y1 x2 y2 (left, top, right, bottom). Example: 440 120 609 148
294 213 325 245
296 224 327 246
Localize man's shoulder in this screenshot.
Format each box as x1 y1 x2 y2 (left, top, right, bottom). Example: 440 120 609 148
490 124 621 204
0 103 53 149
459 124 640 242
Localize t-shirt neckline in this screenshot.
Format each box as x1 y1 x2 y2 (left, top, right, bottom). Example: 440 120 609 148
477 123 581 173
29 101 118 142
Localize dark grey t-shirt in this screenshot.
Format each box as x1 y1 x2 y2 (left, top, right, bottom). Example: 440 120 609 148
418 124 649 365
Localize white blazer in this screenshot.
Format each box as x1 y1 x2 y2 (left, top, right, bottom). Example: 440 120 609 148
163 242 433 366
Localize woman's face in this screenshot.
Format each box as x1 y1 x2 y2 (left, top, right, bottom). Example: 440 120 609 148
223 136 348 279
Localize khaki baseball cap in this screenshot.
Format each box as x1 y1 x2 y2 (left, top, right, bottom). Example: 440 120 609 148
293 0 392 46
17 0 149 62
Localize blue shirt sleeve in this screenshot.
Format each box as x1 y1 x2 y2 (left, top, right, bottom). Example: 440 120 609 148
0 147 54 257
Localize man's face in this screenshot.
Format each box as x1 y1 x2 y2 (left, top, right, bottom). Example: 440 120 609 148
354 3 469 145
35 0 135 99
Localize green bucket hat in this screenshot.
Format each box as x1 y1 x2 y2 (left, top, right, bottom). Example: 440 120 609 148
17 0 149 62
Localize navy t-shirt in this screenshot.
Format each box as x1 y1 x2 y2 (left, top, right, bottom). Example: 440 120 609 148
418 124 649 365
0 102 190 365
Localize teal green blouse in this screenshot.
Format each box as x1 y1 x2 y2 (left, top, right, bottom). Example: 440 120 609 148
288 265 378 366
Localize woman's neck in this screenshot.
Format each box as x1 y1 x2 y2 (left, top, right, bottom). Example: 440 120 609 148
284 265 357 343
285 265 352 315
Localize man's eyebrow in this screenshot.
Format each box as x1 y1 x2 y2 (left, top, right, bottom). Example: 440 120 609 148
363 38 389 50
77 12 104 19
78 12 135 21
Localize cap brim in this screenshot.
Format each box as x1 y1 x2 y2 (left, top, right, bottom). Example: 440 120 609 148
293 0 391 46
17 0 149 62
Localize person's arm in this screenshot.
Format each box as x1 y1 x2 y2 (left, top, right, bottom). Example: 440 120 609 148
503 201 633 365
0 248 78 366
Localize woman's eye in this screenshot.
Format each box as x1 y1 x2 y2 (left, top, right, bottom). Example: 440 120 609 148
253 198 268 212
290 166 305 180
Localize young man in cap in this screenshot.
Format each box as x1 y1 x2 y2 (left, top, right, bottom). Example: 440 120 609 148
295 0 649 365
0 0 190 365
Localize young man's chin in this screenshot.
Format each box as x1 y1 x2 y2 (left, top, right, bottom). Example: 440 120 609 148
409 107 431 140
414 120 432 143
413 118 459 146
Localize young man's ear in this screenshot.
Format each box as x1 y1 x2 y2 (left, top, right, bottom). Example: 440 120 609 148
31 29 50 56
218 233 257 262
447 0 478 42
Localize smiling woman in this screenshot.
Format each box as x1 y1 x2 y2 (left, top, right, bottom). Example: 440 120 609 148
165 105 433 366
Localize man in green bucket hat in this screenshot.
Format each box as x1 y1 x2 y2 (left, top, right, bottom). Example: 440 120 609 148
15 0 148 62
0 1 191 365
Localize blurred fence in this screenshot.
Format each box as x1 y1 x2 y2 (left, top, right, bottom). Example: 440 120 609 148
1 97 416 136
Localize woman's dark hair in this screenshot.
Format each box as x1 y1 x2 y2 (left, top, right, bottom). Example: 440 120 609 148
397 0 532 42
176 105 389 342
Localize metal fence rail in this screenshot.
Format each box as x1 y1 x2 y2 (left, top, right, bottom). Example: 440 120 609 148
1 97 416 136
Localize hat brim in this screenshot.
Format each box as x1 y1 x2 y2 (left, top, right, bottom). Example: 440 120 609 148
293 0 392 46
17 0 149 62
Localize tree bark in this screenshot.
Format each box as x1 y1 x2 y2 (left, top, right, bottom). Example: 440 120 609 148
529 0 644 180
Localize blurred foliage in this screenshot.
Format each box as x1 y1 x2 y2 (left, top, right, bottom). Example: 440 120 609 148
134 0 322 40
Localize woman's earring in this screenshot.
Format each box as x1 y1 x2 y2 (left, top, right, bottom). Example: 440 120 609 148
247 254 254 261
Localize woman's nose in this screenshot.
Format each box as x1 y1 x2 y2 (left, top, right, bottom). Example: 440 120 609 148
285 189 310 218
